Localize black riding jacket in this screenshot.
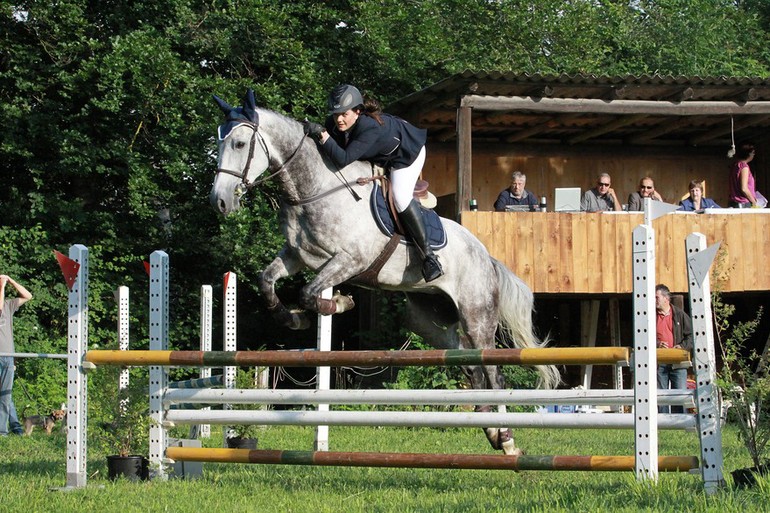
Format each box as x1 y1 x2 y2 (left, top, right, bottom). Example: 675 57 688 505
321 113 427 170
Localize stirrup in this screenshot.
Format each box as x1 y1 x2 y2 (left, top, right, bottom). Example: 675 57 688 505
422 255 444 282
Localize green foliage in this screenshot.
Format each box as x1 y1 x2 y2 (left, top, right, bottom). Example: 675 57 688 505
228 366 266 440
500 365 539 390
89 366 151 457
713 248 770 469
385 334 465 394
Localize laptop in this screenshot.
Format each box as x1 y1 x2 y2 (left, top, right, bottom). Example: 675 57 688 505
554 187 581 212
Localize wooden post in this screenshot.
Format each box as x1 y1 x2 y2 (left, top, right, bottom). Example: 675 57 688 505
456 103 473 220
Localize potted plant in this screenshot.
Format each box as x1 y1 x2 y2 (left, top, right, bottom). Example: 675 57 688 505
90 367 151 481
225 367 263 449
713 286 770 488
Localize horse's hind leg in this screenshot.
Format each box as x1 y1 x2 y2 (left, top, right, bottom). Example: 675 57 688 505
463 364 521 456
456 299 522 455
404 293 519 454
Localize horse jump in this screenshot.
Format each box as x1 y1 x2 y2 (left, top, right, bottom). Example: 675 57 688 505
64 230 723 492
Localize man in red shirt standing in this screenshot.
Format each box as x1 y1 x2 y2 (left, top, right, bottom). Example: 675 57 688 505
655 284 693 414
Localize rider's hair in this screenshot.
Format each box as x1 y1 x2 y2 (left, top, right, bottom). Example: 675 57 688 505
362 94 384 126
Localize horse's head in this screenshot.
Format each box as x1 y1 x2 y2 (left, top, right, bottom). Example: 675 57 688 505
209 89 271 214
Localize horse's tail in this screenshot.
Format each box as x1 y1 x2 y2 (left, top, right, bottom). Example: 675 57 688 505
492 258 560 389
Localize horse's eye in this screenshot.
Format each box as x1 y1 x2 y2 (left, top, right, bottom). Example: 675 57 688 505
235 141 246 149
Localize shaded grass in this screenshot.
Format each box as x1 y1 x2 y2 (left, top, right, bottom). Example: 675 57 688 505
0 424 767 513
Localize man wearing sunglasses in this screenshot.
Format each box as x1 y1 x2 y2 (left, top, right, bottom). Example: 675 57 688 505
581 172 621 212
627 176 663 212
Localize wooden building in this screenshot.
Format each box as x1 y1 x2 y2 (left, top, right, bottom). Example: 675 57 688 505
388 72 770 295
383 72 770 380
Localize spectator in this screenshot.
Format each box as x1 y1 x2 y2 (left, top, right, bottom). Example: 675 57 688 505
494 171 538 211
655 284 693 414
0 275 33 436
728 142 758 208
581 172 621 212
627 176 663 211
679 180 720 211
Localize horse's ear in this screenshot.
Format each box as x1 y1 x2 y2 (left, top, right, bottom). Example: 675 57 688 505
242 89 258 124
213 95 233 115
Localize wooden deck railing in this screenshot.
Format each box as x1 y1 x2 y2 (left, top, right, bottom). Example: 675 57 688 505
460 210 770 294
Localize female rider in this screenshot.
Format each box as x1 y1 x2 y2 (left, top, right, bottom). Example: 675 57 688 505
304 84 443 282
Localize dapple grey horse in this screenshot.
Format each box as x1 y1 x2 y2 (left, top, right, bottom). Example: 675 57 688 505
209 90 559 454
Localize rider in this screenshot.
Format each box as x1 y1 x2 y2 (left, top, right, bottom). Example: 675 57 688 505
304 84 443 282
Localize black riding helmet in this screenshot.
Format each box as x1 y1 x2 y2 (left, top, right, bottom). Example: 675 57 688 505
328 84 364 114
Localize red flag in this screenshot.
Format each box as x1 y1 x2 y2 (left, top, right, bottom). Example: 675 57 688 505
143 261 150 276
223 271 232 292
54 250 80 291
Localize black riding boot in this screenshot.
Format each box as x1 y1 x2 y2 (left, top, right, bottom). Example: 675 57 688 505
398 200 444 282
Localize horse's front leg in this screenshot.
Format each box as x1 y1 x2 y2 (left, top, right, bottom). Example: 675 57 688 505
297 254 357 316
257 248 311 330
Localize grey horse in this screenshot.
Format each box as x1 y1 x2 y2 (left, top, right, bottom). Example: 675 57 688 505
209 90 559 454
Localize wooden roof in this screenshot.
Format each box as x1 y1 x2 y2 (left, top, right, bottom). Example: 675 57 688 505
388 71 770 148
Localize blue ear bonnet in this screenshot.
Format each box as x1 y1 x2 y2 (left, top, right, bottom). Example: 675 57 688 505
214 89 259 141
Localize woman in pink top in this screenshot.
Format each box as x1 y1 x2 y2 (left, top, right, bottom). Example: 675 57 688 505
728 142 758 208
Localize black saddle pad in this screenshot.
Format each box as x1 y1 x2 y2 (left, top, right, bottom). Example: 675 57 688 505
370 181 447 250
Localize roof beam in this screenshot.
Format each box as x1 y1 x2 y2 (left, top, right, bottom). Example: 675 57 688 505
504 114 581 143
688 114 770 145
627 117 700 144
460 95 770 115
566 114 649 145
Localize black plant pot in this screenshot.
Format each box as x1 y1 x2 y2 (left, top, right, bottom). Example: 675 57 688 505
107 455 149 481
731 464 770 488
226 436 258 450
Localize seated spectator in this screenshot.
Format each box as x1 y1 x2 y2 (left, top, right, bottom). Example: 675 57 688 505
494 171 538 211
679 180 720 211
627 176 663 212
581 172 621 212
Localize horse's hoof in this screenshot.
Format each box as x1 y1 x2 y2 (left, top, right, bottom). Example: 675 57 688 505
501 439 523 456
288 309 311 330
332 290 355 313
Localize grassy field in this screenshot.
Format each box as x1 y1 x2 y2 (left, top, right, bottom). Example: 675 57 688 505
1 423 767 513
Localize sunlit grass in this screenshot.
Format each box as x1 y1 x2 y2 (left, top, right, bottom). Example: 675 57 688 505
0 424 767 513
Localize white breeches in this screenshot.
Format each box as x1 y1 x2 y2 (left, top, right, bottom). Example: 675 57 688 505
391 146 426 213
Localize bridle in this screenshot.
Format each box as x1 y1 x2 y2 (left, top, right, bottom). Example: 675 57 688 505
215 120 367 205
215 121 307 198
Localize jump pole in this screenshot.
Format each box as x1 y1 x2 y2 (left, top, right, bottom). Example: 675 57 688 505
199 284 213 438
163 409 696 430
223 272 236 442
686 233 725 492
162 388 695 408
84 346 689 367
164 447 699 473
65 244 89 489
148 250 170 480
315 287 332 451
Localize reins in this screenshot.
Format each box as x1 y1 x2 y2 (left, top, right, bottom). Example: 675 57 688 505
217 120 378 206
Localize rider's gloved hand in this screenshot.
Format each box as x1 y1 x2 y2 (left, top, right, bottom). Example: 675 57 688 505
302 119 325 141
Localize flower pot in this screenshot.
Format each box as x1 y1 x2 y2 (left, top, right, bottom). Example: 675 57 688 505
731 464 770 488
107 455 149 481
226 436 257 450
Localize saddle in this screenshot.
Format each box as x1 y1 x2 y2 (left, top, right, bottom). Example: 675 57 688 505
350 168 447 286
371 180 446 249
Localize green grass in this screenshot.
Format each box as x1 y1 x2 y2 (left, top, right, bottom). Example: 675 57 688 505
1 424 768 513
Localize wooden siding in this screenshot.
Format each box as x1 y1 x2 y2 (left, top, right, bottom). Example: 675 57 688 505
461 210 770 294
